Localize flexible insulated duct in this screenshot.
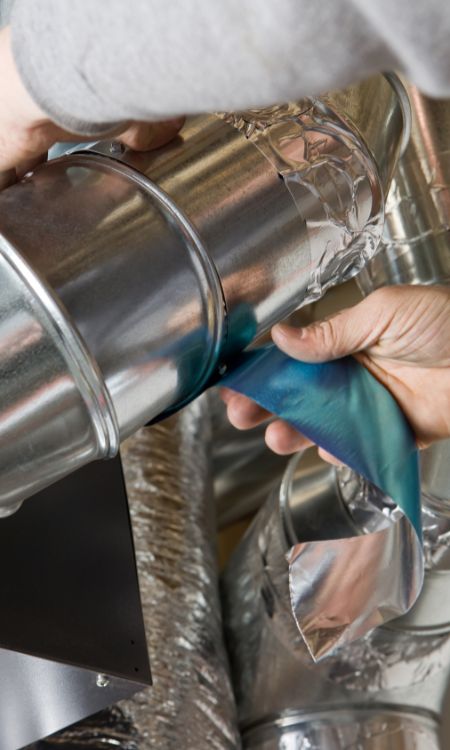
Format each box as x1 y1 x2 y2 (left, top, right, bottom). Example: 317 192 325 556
28 396 240 750
222 450 450 749
0 74 407 514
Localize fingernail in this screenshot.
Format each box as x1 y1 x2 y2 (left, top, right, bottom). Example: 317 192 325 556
272 323 303 342
218 387 233 403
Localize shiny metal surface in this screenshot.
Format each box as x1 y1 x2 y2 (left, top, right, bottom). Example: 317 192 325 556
387 505 450 636
285 452 422 660
325 74 410 190
421 440 450 515
358 87 450 292
244 712 439 749
282 450 359 544
0 78 404 509
222 450 450 749
0 154 225 439
0 236 117 513
29 397 240 750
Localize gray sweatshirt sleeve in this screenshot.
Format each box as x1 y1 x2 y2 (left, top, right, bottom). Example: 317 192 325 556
9 0 450 135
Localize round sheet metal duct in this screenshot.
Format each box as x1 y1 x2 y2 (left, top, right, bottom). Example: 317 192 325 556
0 75 406 513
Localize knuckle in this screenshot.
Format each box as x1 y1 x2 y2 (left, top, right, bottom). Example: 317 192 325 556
316 318 340 355
120 123 155 150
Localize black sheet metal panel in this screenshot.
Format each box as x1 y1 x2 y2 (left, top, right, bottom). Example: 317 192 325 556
0 649 144 750
0 455 151 683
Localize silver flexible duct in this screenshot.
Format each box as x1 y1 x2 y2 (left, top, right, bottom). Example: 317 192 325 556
28 396 240 750
0 74 407 513
222 450 450 749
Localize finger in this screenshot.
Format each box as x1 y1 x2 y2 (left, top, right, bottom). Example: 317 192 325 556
226 392 272 430
0 168 16 189
118 118 185 151
317 447 344 466
271 288 395 363
265 420 313 455
219 387 237 405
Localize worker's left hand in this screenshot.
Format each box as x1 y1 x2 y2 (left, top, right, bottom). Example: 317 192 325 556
0 26 183 189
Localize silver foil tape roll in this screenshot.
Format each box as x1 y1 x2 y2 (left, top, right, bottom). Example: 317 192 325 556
29 397 240 750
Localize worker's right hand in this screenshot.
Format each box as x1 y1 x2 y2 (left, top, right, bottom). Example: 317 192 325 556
222 285 450 458
0 26 184 189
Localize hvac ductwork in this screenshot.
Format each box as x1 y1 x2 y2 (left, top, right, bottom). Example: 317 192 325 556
27 396 240 750
0 74 407 513
357 86 450 530
222 450 450 749
358 84 450 291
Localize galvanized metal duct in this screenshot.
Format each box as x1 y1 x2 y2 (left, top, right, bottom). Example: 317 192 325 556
222 450 450 749
0 74 407 513
27 396 240 750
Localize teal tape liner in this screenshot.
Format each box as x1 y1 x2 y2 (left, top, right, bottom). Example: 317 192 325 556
223 345 421 537
223 345 423 659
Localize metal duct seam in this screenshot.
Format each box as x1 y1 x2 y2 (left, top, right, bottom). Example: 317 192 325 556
65 151 228 415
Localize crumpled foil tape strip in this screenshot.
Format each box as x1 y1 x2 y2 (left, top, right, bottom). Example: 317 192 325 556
220 101 384 302
29 398 241 750
224 346 423 661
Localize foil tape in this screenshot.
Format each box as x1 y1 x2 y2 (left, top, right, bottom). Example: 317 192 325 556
224 346 423 660
222 459 450 750
29 398 240 750
220 100 384 303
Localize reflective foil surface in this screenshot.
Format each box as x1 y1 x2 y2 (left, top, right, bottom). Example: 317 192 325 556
221 96 384 303
222 454 448 749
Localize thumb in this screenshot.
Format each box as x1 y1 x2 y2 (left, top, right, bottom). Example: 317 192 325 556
271 290 389 363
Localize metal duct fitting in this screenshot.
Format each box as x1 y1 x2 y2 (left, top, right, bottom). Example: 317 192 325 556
0 74 406 513
28 396 240 750
222 450 450 749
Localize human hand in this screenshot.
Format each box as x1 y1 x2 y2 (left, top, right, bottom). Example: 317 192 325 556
222 285 450 456
0 26 183 189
